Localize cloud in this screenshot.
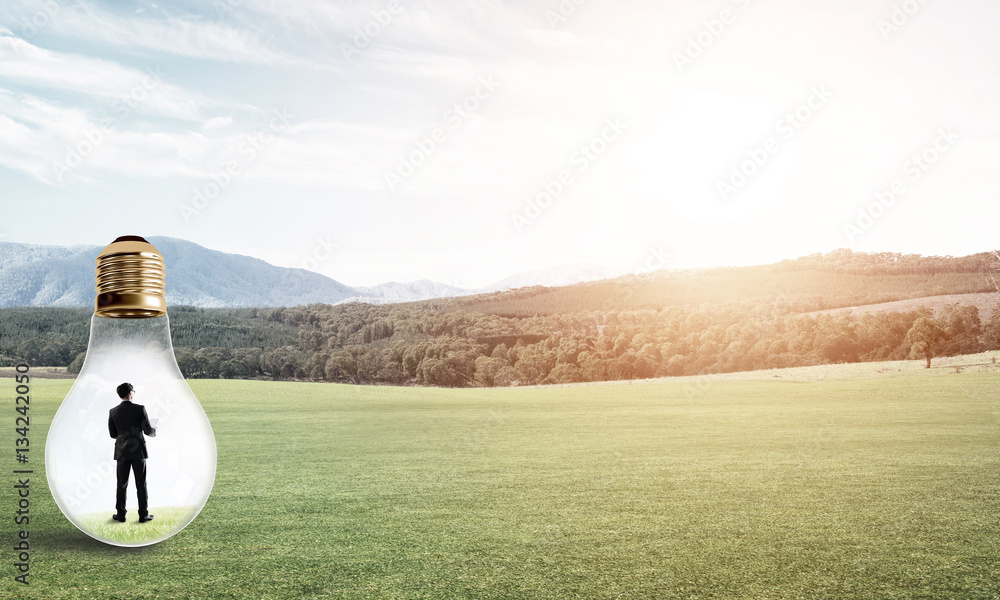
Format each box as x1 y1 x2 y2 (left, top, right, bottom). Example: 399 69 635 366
0 2 321 68
0 84 399 192
203 116 233 130
0 29 213 121
243 0 577 72
0 86 216 184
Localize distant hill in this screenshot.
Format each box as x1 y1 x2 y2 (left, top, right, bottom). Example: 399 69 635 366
0 242 96 307
0 238 625 308
477 263 625 293
347 280 467 305
0 237 358 308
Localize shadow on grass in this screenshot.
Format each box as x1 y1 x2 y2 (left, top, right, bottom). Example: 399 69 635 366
40 530 151 554
40 506 198 550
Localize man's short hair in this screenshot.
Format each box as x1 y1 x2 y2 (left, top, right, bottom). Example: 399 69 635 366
116 382 134 399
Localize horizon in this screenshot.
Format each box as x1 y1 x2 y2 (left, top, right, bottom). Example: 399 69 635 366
0 1 997 288
1 235 997 293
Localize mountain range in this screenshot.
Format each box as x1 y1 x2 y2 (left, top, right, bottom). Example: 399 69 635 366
0 238 624 308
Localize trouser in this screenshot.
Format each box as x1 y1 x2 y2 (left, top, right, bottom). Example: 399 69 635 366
115 458 148 517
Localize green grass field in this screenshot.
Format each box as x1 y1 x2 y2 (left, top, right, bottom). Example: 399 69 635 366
2 357 998 599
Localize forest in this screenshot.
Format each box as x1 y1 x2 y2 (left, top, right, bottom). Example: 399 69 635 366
1 249 998 387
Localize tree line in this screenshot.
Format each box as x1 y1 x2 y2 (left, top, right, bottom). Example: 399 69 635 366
2 299 996 387
1 249 997 387
170 300 993 386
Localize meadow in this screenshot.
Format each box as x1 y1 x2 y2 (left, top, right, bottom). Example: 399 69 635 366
1 356 998 599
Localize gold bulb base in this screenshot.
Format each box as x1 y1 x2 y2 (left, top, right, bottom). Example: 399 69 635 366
94 236 167 318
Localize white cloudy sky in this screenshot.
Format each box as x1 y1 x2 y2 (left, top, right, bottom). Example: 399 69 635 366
0 0 997 287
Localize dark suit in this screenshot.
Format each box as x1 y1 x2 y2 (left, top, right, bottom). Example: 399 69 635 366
108 400 156 517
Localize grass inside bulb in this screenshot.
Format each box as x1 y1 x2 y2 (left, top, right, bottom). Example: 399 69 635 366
45 236 216 547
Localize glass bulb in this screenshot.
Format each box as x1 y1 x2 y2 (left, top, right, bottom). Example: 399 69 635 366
45 236 216 547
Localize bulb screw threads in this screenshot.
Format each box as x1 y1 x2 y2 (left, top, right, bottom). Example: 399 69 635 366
94 236 167 318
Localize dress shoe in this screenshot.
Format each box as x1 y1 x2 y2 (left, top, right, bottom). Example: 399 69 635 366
138 514 154 523
112 513 126 522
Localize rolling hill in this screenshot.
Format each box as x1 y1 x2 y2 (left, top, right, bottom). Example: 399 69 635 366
431 250 1000 316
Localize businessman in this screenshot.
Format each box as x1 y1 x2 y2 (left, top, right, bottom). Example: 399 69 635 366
108 382 157 523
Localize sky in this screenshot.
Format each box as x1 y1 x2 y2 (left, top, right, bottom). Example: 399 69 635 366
0 0 997 288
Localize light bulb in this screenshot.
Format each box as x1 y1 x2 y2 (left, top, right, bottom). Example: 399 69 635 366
45 236 216 547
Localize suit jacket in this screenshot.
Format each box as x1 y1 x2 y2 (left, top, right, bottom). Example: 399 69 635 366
108 400 156 460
